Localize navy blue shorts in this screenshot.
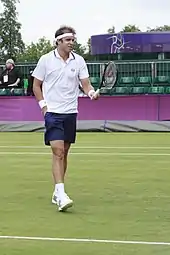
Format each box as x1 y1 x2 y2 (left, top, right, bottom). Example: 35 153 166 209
44 112 77 146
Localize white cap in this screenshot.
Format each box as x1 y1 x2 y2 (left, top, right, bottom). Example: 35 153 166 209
6 59 15 65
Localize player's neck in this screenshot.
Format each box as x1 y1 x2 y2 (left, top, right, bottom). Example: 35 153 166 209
57 48 69 61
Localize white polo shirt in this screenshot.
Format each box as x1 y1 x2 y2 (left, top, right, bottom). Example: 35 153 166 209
32 49 89 113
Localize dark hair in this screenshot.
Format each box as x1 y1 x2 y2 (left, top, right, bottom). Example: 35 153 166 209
55 25 76 39
54 25 76 46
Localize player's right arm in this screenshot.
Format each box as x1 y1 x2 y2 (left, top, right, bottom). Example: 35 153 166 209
32 56 47 115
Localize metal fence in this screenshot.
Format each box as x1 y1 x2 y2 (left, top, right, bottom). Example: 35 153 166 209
1 61 170 80
87 61 170 80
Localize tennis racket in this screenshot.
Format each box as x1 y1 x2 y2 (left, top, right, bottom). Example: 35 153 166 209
93 61 118 97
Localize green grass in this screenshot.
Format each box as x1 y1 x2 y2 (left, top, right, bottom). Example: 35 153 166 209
0 132 170 254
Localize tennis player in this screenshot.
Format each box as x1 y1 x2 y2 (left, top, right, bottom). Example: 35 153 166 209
32 25 99 212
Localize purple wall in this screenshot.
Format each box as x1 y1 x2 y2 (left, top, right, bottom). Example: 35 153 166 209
91 32 170 54
0 95 170 121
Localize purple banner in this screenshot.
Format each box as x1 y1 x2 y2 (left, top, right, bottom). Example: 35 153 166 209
91 32 170 54
0 96 170 121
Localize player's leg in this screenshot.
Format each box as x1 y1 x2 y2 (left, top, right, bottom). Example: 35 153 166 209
51 140 73 211
44 112 73 211
60 113 77 200
52 142 71 204
64 142 71 175
51 140 65 185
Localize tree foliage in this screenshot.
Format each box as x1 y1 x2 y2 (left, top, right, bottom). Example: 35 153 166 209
121 24 141 32
147 25 170 32
107 24 170 34
17 37 53 62
1 0 170 64
73 41 86 56
107 26 115 33
0 0 25 61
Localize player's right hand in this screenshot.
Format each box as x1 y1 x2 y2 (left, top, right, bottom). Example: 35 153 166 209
42 106 47 116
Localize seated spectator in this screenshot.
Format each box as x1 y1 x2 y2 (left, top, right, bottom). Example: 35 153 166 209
0 59 22 88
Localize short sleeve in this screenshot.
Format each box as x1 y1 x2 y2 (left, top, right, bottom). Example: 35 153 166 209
16 68 22 79
78 56 89 80
32 56 46 81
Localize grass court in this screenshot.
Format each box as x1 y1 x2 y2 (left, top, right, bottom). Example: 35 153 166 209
0 132 170 254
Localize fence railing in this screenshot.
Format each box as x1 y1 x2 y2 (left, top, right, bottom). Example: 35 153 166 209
1 61 170 80
87 61 170 80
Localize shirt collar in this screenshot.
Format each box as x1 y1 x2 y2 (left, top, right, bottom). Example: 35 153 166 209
54 49 75 61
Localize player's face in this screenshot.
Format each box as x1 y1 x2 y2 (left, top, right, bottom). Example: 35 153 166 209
59 36 75 53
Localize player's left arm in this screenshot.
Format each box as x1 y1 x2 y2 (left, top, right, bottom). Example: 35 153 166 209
78 57 99 100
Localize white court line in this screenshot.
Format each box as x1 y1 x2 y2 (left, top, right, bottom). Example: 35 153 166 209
0 235 170 246
0 152 170 156
0 146 170 149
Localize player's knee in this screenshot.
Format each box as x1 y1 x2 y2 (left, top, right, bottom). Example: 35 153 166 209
53 147 65 160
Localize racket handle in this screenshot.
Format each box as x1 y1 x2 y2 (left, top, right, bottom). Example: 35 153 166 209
94 89 100 97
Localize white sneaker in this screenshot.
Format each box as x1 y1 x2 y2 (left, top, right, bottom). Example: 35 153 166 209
52 192 73 211
58 195 73 212
52 192 59 205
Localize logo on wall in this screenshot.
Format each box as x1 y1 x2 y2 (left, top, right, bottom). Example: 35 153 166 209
107 33 130 54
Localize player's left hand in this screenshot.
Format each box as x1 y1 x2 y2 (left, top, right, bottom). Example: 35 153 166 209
88 89 100 100
91 91 100 100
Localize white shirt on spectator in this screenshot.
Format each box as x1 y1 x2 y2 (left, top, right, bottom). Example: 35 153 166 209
32 49 89 113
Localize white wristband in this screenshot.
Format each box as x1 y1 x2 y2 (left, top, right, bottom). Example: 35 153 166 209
38 100 47 109
88 89 95 98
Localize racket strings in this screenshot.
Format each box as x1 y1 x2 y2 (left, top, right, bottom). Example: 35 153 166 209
104 65 116 86
99 62 118 92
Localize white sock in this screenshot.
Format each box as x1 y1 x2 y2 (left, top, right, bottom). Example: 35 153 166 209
55 183 65 199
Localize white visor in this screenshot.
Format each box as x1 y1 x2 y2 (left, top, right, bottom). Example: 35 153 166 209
53 33 75 46
56 33 74 40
